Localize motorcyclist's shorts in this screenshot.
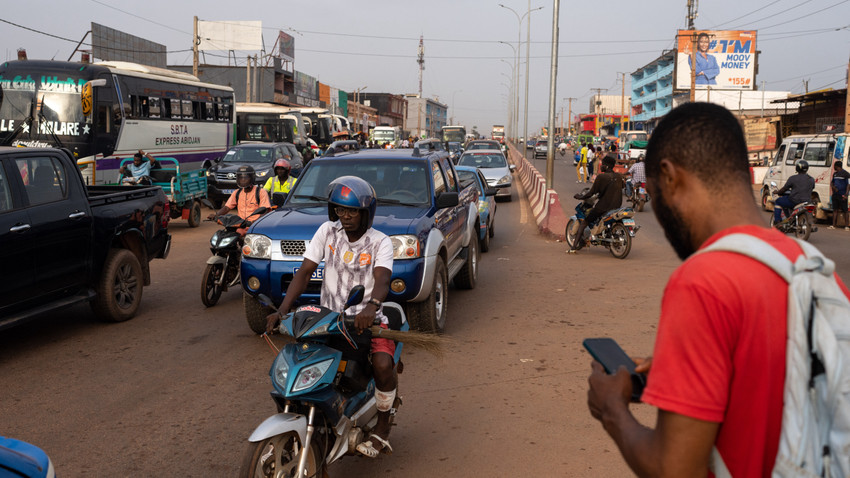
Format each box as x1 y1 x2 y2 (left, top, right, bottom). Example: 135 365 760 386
372 323 396 358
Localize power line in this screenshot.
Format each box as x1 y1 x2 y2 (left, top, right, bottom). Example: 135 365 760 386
750 0 850 30
728 0 816 29
88 0 188 34
0 18 190 53
711 0 785 28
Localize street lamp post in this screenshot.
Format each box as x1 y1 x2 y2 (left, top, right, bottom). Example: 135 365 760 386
451 89 463 125
500 3 544 146
499 43 517 142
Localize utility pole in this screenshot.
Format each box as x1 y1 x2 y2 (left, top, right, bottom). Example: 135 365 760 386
845 51 850 133
591 88 605 135
687 0 699 102
761 80 766 118
246 55 251 102
545 0 561 186
417 36 425 138
564 97 575 136
192 16 199 78
620 72 626 134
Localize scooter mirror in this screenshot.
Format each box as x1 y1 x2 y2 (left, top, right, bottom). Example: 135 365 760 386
344 286 365 309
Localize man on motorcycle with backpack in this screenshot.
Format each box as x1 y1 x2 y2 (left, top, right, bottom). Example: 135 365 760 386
569 154 624 253
264 176 398 458
208 165 271 225
773 160 814 227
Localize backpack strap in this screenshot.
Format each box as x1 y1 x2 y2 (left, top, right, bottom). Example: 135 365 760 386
699 233 795 283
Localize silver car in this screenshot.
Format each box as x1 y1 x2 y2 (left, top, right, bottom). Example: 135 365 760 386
457 149 515 201
534 139 548 158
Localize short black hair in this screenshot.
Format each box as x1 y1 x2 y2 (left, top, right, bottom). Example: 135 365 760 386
646 102 750 192
836 161 843 169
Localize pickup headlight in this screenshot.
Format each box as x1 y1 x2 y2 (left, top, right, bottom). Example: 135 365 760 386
256 170 269 178
243 234 272 258
292 358 334 392
391 235 420 259
497 174 511 185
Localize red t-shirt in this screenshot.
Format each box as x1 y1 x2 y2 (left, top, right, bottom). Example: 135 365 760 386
642 225 850 477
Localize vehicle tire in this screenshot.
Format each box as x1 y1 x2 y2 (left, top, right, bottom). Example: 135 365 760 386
480 226 490 252
637 198 645 212
769 214 777 228
92 248 144 322
244 292 270 335
187 200 202 227
406 258 448 332
489 216 495 238
201 263 224 307
762 191 772 211
565 218 580 249
238 431 322 478
609 223 632 259
796 212 813 241
454 236 478 289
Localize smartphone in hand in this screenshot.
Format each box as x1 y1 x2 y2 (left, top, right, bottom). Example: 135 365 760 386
583 338 647 402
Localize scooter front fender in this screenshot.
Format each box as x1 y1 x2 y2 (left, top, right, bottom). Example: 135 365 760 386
206 255 227 266
247 413 307 445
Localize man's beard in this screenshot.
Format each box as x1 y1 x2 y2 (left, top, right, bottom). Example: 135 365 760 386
653 191 695 260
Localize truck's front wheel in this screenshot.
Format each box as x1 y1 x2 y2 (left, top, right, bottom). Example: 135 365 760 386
406 258 448 333
92 249 143 322
244 292 270 335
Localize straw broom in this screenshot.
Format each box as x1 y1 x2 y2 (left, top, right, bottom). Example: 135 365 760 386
368 326 451 358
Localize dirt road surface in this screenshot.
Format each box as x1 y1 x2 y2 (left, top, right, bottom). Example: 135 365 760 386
4 149 850 476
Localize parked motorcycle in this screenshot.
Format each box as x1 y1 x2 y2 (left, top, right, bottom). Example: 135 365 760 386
240 287 406 478
565 190 639 259
200 207 267 307
770 186 816 241
625 178 649 212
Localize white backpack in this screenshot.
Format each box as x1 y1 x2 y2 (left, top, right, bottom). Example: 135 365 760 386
701 233 850 478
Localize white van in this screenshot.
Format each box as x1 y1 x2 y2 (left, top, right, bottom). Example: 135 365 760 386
760 134 848 220
619 130 648 160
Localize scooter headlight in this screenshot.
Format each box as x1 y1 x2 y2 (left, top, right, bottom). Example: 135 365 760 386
272 354 290 389
218 235 238 249
243 234 272 258
292 358 334 392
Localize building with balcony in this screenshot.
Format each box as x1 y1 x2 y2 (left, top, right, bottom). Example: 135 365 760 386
630 50 675 132
355 93 407 129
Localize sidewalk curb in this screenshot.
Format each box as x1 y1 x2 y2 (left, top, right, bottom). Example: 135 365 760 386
507 143 568 241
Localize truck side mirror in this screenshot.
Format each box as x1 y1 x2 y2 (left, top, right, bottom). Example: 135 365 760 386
436 191 459 208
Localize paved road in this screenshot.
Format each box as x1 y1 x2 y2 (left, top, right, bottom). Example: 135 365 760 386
3 152 850 476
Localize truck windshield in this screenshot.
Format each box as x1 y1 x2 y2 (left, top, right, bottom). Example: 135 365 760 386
290 160 430 206
222 146 275 163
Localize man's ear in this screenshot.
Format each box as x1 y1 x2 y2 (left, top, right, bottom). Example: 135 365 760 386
656 159 681 196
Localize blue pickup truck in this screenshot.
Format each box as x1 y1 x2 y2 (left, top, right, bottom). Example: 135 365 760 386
240 143 480 332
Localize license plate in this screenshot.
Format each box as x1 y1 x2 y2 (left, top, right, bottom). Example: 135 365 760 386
638 187 646 194
622 219 635 226
295 267 324 281
222 189 236 194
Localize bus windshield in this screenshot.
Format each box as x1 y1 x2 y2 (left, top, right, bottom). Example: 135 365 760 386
373 130 396 142
0 71 90 148
442 127 466 143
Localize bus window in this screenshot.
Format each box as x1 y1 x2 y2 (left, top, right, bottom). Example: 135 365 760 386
148 97 161 118
204 102 215 121
181 100 194 119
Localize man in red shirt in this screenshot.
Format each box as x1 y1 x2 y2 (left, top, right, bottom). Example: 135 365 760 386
586 102 850 477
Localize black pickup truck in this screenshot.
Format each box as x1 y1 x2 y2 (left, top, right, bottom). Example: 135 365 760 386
0 147 171 328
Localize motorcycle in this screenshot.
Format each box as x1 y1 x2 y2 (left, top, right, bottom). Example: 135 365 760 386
200 206 267 307
625 178 649 212
770 185 817 241
565 189 639 259
240 287 406 478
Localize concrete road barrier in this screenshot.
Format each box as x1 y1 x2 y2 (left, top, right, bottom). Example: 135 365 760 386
507 142 568 241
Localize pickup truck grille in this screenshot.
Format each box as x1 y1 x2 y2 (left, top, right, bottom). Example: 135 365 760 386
280 240 307 256
215 172 236 181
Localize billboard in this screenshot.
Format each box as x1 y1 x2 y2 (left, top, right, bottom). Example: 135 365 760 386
91 23 166 68
278 31 295 63
198 21 263 51
675 30 756 91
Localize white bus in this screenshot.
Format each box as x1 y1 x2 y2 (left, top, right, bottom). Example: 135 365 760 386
0 60 235 184
235 102 305 147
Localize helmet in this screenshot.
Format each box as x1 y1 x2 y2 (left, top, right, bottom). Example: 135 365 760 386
236 165 255 187
273 158 291 174
796 160 809 174
326 176 377 229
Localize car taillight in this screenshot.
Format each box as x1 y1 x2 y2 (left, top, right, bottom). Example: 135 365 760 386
806 205 816 213
162 202 170 228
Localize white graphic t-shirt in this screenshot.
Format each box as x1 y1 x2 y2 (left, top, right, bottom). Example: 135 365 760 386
304 221 394 324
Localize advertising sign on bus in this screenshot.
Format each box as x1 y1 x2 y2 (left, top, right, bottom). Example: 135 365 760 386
675 30 756 91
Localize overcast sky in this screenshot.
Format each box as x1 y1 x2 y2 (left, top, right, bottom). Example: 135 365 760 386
3 0 849 135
